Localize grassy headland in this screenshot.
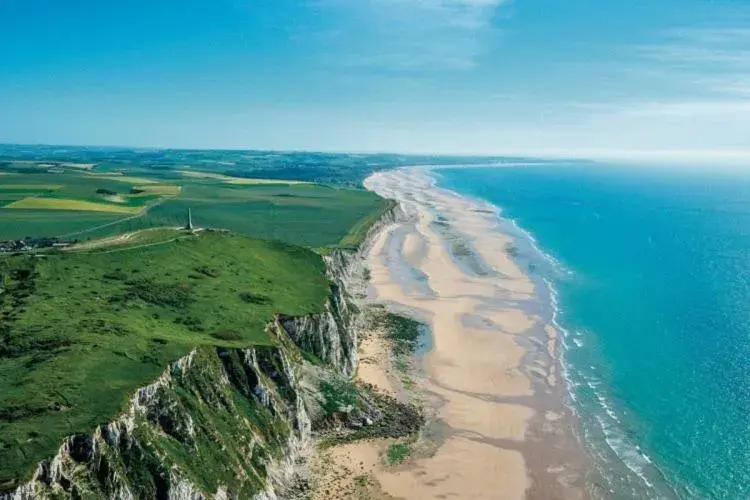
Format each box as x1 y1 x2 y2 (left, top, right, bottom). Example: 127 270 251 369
0 147 402 492
0 231 329 488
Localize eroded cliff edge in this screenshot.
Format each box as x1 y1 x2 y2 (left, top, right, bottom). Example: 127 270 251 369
3 204 401 500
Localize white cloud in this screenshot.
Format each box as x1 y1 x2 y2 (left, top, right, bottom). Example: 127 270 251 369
286 2 750 160
661 27 750 45
607 100 750 117
635 26 750 100
312 0 508 71
541 22 750 158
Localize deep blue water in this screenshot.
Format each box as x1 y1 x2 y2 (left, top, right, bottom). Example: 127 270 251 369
437 164 750 500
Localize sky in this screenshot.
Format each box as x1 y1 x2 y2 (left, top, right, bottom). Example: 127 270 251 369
1 0 750 162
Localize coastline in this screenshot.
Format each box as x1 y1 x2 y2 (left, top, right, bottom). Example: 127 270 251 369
311 167 589 499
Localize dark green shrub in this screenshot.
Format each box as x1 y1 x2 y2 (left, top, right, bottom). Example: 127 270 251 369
126 280 193 309
319 378 359 416
174 315 204 332
238 292 270 305
194 265 220 278
211 331 242 341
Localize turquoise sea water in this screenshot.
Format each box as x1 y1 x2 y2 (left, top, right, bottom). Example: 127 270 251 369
436 165 750 500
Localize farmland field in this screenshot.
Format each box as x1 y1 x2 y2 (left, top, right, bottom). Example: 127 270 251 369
130 184 182 195
179 170 309 184
0 144 502 247
0 144 503 185
0 211 126 238
84 174 159 184
0 164 388 248
5 197 144 214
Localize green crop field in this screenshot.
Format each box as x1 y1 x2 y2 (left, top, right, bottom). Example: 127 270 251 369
85 183 390 247
129 184 182 196
84 174 159 184
5 197 145 214
179 170 309 185
0 230 330 489
0 165 387 248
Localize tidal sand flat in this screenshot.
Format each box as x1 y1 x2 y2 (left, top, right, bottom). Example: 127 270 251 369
329 168 588 499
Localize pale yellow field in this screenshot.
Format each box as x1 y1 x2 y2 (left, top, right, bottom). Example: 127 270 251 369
9 161 52 167
5 197 143 214
129 184 182 196
178 170 226 181
60 162 95 170
85 174 158 185
102 195 126 204
179 170 308 185
226 178 307 185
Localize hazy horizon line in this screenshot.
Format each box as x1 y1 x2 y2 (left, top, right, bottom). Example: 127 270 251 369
2 142 750 167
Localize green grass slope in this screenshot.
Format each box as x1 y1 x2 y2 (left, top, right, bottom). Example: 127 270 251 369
0 231 329 489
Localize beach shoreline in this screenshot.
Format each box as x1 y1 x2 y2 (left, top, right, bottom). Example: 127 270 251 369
311 167 589 499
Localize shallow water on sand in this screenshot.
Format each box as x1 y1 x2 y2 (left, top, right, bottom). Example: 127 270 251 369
365 169 589 500
438 164 750 500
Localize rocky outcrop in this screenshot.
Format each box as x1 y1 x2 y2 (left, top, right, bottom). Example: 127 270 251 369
278 282 358 377
5 331 311 500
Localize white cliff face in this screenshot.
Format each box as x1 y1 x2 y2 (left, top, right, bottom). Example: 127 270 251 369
3 340 313 500
281 203 401 378
280 292 358 377
2 203 400 500
167 475 205 500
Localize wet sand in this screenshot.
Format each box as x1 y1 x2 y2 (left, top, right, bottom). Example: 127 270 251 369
312 168 588 499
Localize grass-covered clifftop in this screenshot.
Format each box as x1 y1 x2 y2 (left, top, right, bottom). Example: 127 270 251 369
0 230 330 490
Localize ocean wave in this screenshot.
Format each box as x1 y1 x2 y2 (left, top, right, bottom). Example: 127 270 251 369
480 207 669 496
544 268 673 498
507 218 571 276
546 279 675 498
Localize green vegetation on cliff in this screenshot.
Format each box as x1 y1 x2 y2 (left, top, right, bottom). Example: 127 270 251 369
0 231 329 489
114 345 300 499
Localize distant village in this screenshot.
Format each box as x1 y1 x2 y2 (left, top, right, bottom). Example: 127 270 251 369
0 237 75 253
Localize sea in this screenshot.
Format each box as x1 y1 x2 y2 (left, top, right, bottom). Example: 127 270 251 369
435 163 750 500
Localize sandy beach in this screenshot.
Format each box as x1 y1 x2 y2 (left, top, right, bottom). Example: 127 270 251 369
312 167 588 499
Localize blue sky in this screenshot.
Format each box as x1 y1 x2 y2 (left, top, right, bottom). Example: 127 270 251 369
1 0 749 161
